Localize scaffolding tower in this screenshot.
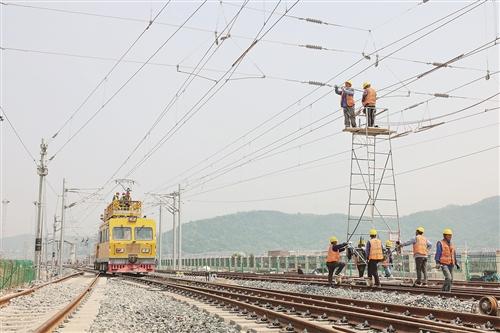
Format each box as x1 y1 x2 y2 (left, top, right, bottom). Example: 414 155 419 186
344 117 400 243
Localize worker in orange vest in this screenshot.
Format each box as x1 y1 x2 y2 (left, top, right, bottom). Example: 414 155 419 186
365 229 384 287
362 82 377 127
435 228 460 292
334 80 356 128
397 226 432 286
326 236 348 287
382 240 394 278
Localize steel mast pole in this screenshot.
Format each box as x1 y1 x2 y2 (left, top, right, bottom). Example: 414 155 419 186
177 184 181 270
172 194 177 270
58 178 66 276
34 139 48 280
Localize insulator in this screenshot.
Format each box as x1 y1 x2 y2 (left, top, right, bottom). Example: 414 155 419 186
408 103 422 109
432 62 448 67
486 70 491 80
375 54 379 67
434 93 449 98
305 44 323 50
362 52 371 60
308 81 326 86
305 18 323 24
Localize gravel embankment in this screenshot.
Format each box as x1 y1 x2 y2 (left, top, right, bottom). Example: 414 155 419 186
233 280 476 313
88 278 239 333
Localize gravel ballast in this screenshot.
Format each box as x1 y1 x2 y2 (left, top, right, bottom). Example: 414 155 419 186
88 278 239 333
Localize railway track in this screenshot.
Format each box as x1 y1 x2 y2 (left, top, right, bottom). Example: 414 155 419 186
0 272 99 332
159 270 500 301
124 274 500 333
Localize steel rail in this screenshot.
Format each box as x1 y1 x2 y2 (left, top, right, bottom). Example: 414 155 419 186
162 276 500 329
0 272 83 307
133 276 485 333
32 274 100 333
168 270 500 300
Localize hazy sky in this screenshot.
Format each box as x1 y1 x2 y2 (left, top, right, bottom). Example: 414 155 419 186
1 1 499 241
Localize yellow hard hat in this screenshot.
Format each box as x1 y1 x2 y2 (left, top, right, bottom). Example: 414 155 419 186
443 228 453 235
385 240 393 247
362 81 371 88
369 229 377 236
345 80 352 86
329 236 338 243
416 226 425 233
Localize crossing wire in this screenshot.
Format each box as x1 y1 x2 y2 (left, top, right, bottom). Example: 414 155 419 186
150 0 488 193
0 105 37 164
163 41 497 193
120 0 301 180
48 0 208 162
188 145 499 203
183 96 499 198
49 1 172 143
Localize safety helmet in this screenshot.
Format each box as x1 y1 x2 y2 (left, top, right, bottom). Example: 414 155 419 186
362 81 371 88
369 229 377 236
416 226 425 233
443 228 453 235
329 236 338 243
385 240 393 247
345 80 352 86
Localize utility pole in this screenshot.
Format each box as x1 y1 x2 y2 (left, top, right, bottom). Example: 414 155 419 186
1 199 10 255
34 139 48 280
177 184 182 270
51 215 57 274
58 178 66 276
172 194 177 270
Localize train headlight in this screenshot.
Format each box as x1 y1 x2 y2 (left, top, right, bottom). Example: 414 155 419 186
115 248 125 253
141 248 150 253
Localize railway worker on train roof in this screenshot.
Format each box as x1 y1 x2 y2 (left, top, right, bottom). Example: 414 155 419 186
113 192 120 201
396 226 432 286
365 229 383 287
435 228 460 292
326 236 348 287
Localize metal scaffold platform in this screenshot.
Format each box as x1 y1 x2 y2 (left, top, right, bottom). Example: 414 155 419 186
345 117 400 243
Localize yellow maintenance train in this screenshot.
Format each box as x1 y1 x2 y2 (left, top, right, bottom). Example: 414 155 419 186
94 198 156 273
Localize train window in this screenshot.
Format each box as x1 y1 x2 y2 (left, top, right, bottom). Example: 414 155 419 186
113 227 132 240
135 227 153 240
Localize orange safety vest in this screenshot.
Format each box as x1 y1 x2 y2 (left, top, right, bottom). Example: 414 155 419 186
345 92 355 107
439 240 455 265
413 235 429 256
326 245 341 262
363 87 376 106
368 239 383 260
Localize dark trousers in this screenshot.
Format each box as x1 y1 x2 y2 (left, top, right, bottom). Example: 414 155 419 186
441 265 454 291
367 260 381 286
415 257 428 284
357 264 366 277
364 107 376 127
326 261 345 284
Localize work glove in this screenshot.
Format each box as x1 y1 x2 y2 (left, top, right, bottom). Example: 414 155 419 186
334 85 338 89
455 264 461 270
435 263 441 269
395 241 400 245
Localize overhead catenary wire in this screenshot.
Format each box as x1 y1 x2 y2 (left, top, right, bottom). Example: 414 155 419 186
150 0 490 193
0 105 37 164
188 145 499 203
120 1 300 181
49 1 172 143
183 99 499 198
165 41 497 194
48 0 208 162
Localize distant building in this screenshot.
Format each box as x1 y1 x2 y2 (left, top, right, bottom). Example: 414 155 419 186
268 250 290 257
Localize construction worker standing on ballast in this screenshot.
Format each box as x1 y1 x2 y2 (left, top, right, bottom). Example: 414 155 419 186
365 229 384 287
397 226 432 286
362 82 377 127
382 240 394 278
435 228 460 292
334 81 356 128
326 236 348 287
